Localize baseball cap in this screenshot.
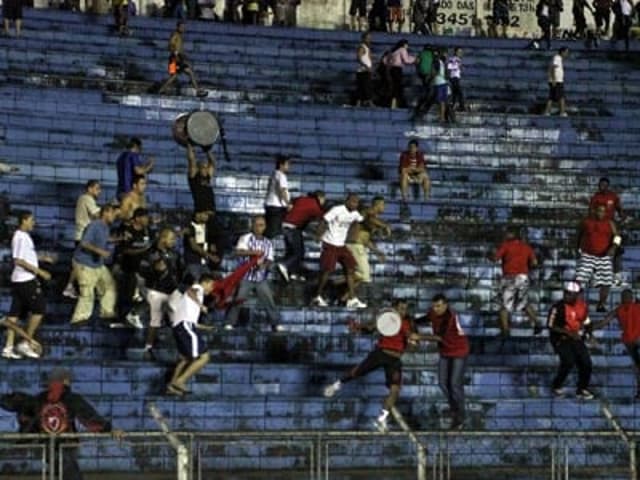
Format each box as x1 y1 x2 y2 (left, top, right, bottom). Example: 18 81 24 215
564 281 581 293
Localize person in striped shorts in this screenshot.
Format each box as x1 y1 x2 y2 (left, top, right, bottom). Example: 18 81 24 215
576 205 619 312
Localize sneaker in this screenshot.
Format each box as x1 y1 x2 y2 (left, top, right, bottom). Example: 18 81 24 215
271 324 286 333
290 273 306 282
346 297 367 309
552 387 566 398
596 303 607 313
2 347 22 359
223 324 235 331
16 342 40 359
533 325 543 335
312 296 329 307
276 263 290 283
560 112 569 117
576 389 595 400
373 415 389 433
125 312 144 329
323 380 341 398
62 284 78 299
196 89 208 98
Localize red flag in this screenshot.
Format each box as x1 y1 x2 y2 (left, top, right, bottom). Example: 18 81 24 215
211 256 260 310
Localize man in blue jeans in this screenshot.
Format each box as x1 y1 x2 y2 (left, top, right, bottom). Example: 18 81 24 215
277 191 326 282
421 294 470 430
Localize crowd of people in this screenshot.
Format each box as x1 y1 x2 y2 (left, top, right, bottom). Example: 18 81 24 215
0 109 637 432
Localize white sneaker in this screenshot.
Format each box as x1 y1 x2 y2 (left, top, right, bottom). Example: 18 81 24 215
323 380 341 398
125 312 144 329
2 347 22 359
223 324 235 331
277 263 290 283
373 415 389 433
290 274 306 282
576 389 595 400
552 387 565 398
62 284 78 299
16 342 40 359
346 297 367 309
312 296 329 307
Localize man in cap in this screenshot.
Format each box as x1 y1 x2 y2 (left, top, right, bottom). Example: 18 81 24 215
547 281 594 399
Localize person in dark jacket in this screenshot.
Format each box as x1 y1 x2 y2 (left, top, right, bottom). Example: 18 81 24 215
0 368 124 480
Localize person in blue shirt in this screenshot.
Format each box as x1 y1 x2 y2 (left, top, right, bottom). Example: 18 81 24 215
116 137 154 198
71 205 118 326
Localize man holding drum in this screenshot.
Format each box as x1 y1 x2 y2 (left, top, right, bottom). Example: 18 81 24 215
323 299 439 432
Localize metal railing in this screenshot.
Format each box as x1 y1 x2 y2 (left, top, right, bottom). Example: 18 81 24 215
0 429 636 480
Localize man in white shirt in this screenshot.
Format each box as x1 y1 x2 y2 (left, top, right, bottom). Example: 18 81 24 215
544 46 569 116
225 216 280 330
313 194 367 309
446 47 466 112
264 156 291 239
166 273 215 396
2 211 53 359
63 180 102 299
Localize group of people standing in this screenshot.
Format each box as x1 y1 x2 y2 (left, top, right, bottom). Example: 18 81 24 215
354 33 466 122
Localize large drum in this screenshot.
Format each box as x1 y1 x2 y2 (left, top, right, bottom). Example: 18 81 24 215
376 308 402 337
172 110 220 148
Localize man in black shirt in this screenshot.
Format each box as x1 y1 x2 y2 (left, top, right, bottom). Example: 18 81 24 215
117 208 152 329
140 227 183 358
184 211 220 283
187 143 216 215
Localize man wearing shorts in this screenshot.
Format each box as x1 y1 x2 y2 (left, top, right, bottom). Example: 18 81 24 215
167 274 215 396
576 205 618 312
3 0 23 37
158 21 207 97
313 194 366 309
544 47 568 116
387 0 405 32
349 0 367 30
2 212 52 359
323 299 430 432
398 139 431 202
493 228 540 337
140 227 183 359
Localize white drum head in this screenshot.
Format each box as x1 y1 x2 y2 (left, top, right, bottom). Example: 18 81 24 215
376 309 402 337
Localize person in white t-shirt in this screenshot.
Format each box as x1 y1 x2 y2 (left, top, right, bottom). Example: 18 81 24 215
312 194 367 309
2 211 54 359
264 156 291 239
544 47 569 116
166 273 215 396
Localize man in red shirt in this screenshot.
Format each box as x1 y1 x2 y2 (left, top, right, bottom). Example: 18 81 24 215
589 177 625 284
589 178 624 221
593 289 640 399
399 139 431 202
492 228 540 337
276 191 326 283
416 293 469 430
576 205 618 312
547 281 594 399
323 299 438 432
